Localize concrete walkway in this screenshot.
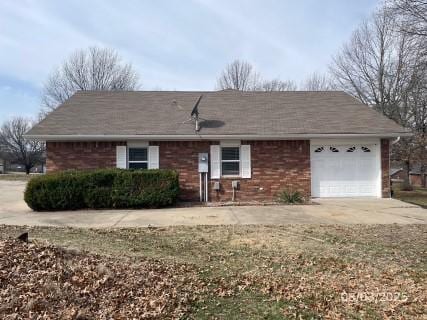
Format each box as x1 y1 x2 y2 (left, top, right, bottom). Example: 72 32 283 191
0 181 425 228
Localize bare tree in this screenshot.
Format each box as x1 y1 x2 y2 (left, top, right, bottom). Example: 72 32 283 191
261 79 297 91
330 7 426 184
216 60 297 91
302 72 335 91
330 10 415 118
386 0 427 186
41 46 140 114
216 60 261 91
0 117 45 174
386 0 427 37
394 58 427 186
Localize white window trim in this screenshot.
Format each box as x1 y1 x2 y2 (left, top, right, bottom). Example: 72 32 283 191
220 146 241 177
127 147 148 169
127 141 149 148
220 140 241 147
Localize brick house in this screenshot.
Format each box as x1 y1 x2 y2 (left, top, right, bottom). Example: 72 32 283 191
26 90 410 202
391 165 427 187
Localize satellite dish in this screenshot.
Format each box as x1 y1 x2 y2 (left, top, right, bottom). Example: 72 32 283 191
191 95 203 119
182 95 204 132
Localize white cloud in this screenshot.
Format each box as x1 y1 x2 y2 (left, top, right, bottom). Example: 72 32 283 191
0 0 379 116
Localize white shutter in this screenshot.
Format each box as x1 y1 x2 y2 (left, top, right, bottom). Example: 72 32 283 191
210 145 220 179
148 146 159 169
116 145 127 169
241 145 251 178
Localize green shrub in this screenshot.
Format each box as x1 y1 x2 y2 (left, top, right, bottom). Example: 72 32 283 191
24 169 179 211
278 189 304 204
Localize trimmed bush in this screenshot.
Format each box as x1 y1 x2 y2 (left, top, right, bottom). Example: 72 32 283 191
24 169 179 211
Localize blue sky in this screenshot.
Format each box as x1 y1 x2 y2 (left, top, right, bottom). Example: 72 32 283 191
0 0 379 120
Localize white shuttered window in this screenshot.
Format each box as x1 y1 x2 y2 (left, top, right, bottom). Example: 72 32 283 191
221 147 240 176
117 145 159 169
128 148 148 169
212 144 251 179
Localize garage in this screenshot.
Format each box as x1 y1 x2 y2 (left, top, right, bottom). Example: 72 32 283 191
311 140 381 198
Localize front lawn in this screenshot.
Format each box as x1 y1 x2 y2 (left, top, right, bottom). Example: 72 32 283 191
0 224 426 319
393 186 427 208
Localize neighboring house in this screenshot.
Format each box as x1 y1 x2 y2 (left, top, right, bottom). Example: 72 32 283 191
391 168 404 180
391 165 427 187
25 90 410 201
7 163 44 173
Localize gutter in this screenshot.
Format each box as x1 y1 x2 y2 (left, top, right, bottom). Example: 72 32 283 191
24 132 412 141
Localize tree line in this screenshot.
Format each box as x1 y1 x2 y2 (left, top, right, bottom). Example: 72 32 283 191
0 47 139 174
1 0 425 183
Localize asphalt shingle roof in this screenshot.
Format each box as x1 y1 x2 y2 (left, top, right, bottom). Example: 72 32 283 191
26 90 409 137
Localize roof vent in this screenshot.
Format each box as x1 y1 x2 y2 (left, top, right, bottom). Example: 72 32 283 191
171 99 183 110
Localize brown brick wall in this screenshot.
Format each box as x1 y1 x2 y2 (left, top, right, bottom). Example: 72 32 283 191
46 141 125 172
209 140 311 202
154 140 311 202
410 174 424 187
155 141 214 201
381 139 391 198
46 139 389 201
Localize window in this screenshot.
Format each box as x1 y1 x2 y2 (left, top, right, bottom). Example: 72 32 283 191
128 148 148 169
221 147 240 176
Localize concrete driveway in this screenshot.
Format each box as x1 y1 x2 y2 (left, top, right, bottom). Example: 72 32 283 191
0 180 425 228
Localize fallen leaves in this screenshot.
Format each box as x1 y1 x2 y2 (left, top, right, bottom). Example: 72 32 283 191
0 239 207 319
0 224 426 319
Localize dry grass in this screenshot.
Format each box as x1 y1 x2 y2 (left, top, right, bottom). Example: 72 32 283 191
393 187 427 208
0 224 426 319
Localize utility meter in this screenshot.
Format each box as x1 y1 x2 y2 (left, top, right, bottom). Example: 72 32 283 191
198 153 209 173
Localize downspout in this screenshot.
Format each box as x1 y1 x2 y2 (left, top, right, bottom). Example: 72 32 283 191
388 137 401 198
391 136 400 145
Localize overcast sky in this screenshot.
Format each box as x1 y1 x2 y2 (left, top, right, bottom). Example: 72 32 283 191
0 0 379 120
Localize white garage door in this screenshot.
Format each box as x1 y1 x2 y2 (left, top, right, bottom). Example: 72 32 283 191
311 144 380 197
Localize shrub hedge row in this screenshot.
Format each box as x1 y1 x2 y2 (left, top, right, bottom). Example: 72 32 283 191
24 169 180 211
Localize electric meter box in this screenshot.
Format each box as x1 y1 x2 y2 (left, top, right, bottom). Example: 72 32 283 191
198 153 209 173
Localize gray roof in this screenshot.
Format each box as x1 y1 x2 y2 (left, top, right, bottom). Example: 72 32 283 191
27 90 409 139
409 164 426 175
391 164 426 175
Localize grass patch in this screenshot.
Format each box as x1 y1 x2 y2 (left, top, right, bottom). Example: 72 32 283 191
0 224 426 319
191 292 291 320
393 186 427 208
